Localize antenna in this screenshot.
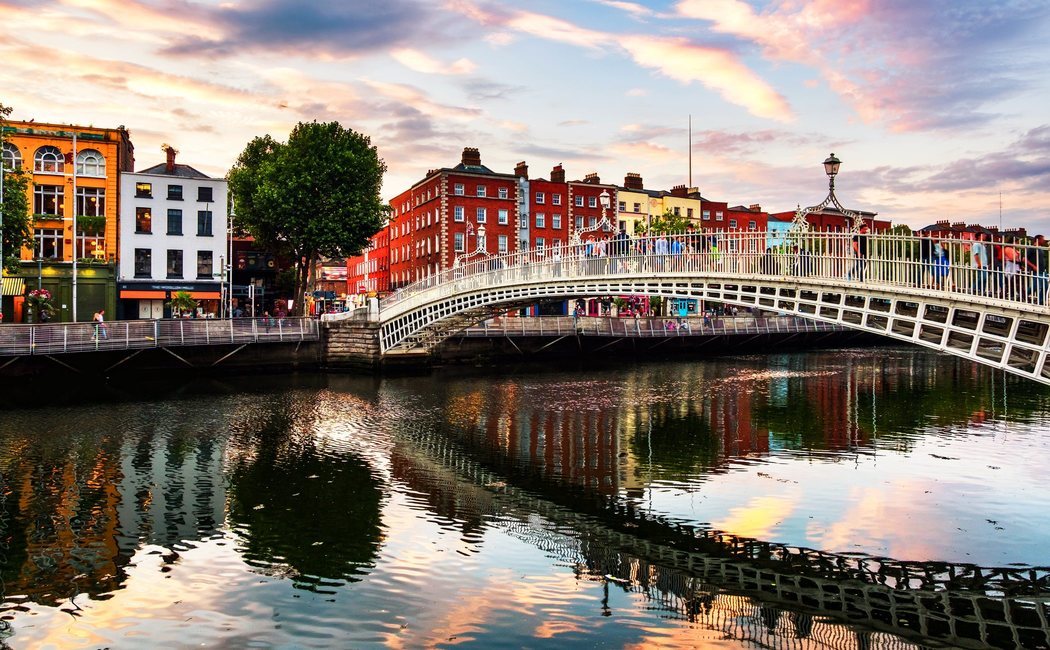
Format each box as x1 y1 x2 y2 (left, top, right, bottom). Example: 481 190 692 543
999 191 1002 231
688 114 692 189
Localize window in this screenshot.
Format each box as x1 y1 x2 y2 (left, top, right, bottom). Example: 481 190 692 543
166 250 183 278
618 201 626 212
167 209 183 235
197 186 213 202
633 203 641 213
748 220 757 230
498 187 509 199
498 209 509 225
136 207 152 234
75 149 105 177
476 207 486 223
687 208 694 219
167 184 183 200
552 214 562 229
34 146 64 173
535 192 545 204
476 185 486 197
589 216 596 227
716 211 724 221
498 234 508 253
673 207 681 216
197 210 213 236
535 213 545 228
197 251 213 279
702 210 711 220
134 248 152 277
76 187 105 217
729 219 738 229
454 206 464 222
135 182 153 198
454 232 465 252
588 196 597 208
575 216 584 229
536 237 545 249
34 228 64 259
574 195 584 207
454 183 464 195
34 184 64 216
2 142 22 171
552 194 562 206
75 231 105 259
553 238 561 248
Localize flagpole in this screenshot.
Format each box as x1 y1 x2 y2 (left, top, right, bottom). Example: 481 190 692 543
71 129 78 322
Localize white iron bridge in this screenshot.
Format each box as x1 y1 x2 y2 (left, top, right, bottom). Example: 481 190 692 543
368 230 1050 385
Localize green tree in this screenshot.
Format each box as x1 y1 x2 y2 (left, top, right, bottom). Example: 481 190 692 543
1 103 33 272
168 290 197 316
227 122 386 315
638 209 691 235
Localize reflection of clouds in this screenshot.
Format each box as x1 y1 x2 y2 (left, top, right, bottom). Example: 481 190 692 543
711 494 797 540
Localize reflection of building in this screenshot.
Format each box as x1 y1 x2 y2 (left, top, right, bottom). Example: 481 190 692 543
117 147 228 319
1 120 134 322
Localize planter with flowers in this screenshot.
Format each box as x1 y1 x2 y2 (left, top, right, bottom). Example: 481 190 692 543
26 288 56 323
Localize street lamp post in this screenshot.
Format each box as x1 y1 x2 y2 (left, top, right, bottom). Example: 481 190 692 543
792 153 864 233
570 188 614 246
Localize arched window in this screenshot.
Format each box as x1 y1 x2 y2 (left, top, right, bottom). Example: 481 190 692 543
2 142 22 171
34 145 64 173
76 149 105 177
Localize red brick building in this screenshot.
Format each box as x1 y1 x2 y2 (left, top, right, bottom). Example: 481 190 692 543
768 206 889 232
388 148 519 289
346 224 390 296
520 163 570 250
568 174 619 241
726 204 769 231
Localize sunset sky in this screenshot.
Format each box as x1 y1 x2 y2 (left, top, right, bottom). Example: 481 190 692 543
3 0 1048 231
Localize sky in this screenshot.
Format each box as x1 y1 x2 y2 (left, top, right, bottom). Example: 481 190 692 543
2 0 1049 232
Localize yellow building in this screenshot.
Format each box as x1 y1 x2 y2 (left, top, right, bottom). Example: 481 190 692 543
1 121 134 322
615 173 704 235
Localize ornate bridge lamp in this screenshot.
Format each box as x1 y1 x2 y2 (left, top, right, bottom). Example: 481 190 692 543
453 224 489 269
792 153 865 234
570 189 614 246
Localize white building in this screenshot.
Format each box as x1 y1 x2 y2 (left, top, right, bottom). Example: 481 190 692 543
118 147 228 318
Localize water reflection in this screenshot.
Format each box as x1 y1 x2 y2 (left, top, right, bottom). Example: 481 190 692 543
0 348 1047 648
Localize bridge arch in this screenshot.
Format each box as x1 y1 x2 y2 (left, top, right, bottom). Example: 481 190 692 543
374 231 1050 385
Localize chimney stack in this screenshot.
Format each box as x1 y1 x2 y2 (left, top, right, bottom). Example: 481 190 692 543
550 164 565 184
461 147 481 167
749 204 761 212
670 184 687 198
514 161 529 179
165 146 176 174
624 173 643 190
583 172 600 185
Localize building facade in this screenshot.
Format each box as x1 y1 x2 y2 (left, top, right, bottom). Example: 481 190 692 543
1 120 134 322
389 148 519 289
346 225 390 298
117 148 228 319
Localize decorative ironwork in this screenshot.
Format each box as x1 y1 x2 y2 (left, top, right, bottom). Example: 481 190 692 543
792 153 865 234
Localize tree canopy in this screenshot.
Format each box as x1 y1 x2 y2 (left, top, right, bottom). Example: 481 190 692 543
227 121 386 314
638 209 693 235
1 103 33 272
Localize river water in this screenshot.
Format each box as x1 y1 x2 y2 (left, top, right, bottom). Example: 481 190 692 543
0 347 1048 649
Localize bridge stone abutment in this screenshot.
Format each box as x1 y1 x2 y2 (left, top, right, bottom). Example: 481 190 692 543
323 319 432 371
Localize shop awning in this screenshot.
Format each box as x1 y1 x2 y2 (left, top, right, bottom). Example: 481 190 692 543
1 277 25 296
120 290 166 299
189 291 221 299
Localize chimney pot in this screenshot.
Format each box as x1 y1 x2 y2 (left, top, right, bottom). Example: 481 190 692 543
165 146 176 173
461 147 481 167
514 161 529 179
624 173 643 190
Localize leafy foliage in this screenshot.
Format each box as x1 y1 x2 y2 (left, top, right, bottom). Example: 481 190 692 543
1 103 33 272
227 122 386 314
637 209 692 235
168 290 197 315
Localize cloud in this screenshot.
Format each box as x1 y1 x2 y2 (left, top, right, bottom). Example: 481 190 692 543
391 48 476 75
591 0 655 20
447 2 793 122
674 0 1050 131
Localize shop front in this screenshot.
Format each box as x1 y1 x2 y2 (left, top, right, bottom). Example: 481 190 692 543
118 281 222 319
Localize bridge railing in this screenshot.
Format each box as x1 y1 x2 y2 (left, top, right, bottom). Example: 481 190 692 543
460 315 841 338
381 230 1050 315
0 317 319 356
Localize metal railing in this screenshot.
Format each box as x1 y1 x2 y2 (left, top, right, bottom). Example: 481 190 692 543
381 230 1050 317
0 317 319 357
459 315 840 338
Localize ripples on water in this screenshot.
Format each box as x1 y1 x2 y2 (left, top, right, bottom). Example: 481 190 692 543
0 348 1048 648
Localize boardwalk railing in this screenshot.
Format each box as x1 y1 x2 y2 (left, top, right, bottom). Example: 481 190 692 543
381 230 1050 316
0 317 319 357
460 315 841 338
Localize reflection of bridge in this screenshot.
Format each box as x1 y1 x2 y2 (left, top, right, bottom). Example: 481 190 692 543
394 416 1050 650
368 231 1050 384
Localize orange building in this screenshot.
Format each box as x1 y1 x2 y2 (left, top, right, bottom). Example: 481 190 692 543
1 120 134 322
